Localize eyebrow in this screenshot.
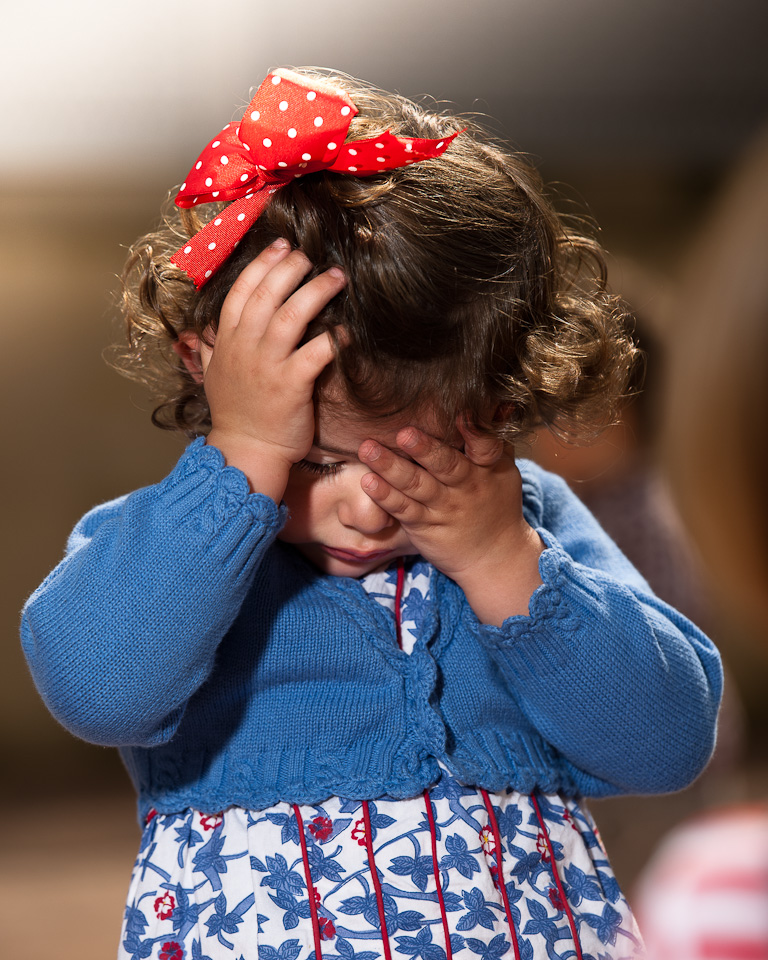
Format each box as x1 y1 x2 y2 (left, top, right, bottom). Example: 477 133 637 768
311 440 361 458
312 439 423 468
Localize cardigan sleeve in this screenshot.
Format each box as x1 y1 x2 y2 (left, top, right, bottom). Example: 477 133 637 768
21 438 287 748
474 461 723 796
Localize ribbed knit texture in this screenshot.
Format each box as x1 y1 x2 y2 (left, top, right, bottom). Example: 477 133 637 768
21 439 723 821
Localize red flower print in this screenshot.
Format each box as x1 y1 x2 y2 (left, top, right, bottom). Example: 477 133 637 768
562 809 580 833
308 815 333 842
200 812 223 831
145 808 158 825
154 892 176 920
313 887 322 905
351 817 367 846
159 942 184 960
548 887 565 911
536 833 550 862
490 863 501 891
479 825 496 857
318 917 336 940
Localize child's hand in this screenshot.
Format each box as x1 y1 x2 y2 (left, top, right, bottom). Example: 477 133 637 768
359 423 544 625
200 241 346 500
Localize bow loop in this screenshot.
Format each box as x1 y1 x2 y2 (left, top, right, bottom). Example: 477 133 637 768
238 71 358 176
174 123 259 208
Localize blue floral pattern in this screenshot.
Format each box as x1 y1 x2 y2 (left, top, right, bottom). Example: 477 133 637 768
359 561 432 654
119 782 642 960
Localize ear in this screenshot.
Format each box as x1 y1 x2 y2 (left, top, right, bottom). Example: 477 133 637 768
172 331 205 383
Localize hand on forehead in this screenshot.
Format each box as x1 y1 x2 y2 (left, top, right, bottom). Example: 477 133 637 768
311 395 461 456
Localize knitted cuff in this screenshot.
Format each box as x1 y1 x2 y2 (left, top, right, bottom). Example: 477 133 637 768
160 437 289 534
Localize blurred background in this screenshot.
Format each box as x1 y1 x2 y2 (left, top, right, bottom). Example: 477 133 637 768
3 1 768 956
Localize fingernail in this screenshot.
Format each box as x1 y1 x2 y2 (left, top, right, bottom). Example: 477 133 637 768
271 238 290 250
399 429 418 449
360 441 381 461
328 266 346 283
362 475 379 492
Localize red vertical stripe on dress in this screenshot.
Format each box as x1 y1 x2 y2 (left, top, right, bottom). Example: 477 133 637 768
394 558 405 650
293 804 324 960
481 790 522 960
530 794 583 960
363 800 394 960
423 790 454 960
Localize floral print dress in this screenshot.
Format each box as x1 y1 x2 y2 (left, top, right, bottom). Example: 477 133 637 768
118 561 644 960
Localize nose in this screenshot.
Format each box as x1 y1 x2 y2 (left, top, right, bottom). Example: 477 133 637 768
337 477 396 535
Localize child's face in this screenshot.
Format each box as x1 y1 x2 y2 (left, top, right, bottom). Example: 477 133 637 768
277 402 434 577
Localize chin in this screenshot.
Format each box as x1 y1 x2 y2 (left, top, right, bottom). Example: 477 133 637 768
293 544 400 578
326 559 386 578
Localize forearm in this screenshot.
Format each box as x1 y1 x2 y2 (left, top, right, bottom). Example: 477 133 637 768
452 523 545 625
21 439 285 746
206 428 292 501
477 535 722 794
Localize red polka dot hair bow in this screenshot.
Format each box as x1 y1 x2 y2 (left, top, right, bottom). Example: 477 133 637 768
170 69 459 287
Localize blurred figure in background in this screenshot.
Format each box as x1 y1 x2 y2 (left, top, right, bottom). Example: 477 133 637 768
529 267 708 627
529 266 745 771
664 129 768 630
634 128 768 959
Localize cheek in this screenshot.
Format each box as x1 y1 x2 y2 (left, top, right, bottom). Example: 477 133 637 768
277 477 331 543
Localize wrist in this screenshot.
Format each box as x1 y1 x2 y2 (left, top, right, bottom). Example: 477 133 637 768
205 429 293 502
453 523 545 626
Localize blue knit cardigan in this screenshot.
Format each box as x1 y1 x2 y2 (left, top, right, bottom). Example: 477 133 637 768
22 439 722 820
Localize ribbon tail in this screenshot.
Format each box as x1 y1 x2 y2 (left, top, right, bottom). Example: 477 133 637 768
171 188 282 288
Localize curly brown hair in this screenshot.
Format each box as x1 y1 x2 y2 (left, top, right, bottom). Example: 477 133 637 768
116 67 637 443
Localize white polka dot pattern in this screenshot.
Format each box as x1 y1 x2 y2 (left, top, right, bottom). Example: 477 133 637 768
170 69 459 288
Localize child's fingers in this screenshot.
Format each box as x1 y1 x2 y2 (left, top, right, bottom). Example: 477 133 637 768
258 266 346 360
234 250 316 342
218 239 292 331
360 473 427 524
359 440 441 505
292 330 337 383
457 419 505 467
394 427 469 485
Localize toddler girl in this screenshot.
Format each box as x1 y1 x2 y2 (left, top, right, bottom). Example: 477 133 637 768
22 68 722 960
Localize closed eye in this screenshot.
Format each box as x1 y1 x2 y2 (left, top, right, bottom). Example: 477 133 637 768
295 459 344 477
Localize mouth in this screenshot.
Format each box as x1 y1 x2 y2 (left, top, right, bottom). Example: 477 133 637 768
321 546 395 565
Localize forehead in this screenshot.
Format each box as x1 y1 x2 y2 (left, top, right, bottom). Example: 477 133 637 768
313 401 451 453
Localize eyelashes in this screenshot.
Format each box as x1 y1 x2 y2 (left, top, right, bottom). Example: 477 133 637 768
296 459 344 477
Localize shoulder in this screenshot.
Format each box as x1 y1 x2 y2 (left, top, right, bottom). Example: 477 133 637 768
516 458 650 587
65 494 133 553
517 456 571 493
517 457 575 526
